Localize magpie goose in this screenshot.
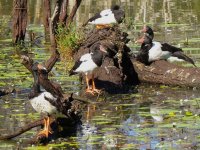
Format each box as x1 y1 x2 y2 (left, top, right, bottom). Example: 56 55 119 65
141 25 154 39
83 5 125 29
28 63 61 138
69 44 107 95
137 26 196 66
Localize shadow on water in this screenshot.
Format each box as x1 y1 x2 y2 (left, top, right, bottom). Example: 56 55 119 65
1 0 200 149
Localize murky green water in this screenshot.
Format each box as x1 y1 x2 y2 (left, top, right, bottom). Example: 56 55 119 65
1 0 200 149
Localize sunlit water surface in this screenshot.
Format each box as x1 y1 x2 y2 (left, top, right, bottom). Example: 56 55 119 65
1 0 200 149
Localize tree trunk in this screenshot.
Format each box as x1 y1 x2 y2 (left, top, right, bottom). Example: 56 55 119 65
132 59 200 87
59 0 69 23
66 0 82 27
43 0 51 41
12 0 28 44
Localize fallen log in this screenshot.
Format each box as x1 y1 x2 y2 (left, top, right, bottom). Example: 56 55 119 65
132 58 200 87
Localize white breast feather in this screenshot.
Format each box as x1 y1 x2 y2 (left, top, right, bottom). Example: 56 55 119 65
75 53 98 74
30 92 57 114
148 42 171 62
80 53 92 61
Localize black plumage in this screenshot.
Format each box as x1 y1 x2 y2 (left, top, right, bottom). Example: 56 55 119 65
138 26 196 66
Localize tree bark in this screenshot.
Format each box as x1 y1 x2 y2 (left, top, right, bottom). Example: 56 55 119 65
43 0 51 41
132 59 200 87
12 0 28 43
59 0 69 23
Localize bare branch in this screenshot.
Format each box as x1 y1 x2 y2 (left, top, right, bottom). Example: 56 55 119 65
59 0 69 23
66 0 82 27
0 119 43 140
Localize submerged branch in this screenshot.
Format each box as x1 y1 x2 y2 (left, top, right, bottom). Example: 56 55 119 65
0 119 43 140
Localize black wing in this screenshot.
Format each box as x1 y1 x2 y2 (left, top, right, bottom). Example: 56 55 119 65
82 12 101 26
136 48 150 65
171 51 196 67
161 43 183 53
69 59 82 75
44 94 58 108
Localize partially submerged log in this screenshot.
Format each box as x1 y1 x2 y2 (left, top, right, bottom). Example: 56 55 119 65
132 59 200 87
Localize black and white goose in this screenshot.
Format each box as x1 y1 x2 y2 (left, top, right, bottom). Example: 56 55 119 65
141 25 154 39
69 44 107 94
28 63 61 138
136 26 196 66
83 5 125 29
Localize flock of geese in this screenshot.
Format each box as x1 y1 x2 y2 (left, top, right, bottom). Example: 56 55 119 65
28 5 196 138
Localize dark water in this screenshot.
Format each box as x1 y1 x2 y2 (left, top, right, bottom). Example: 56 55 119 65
0 0 200 149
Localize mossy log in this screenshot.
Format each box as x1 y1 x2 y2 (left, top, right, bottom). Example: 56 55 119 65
132 59 200 87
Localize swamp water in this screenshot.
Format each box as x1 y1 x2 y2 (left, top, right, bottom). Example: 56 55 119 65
1 0 200 149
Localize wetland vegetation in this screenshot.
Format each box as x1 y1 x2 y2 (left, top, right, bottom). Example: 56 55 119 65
0 0 200 149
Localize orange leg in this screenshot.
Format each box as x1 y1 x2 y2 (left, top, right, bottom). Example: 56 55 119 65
91 74 101 94
37 117 52 138
85 74 94 94
96 24 110 29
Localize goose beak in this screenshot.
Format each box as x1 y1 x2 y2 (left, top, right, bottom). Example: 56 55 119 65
99 45 107 53
37 64 47 72
135 37 144 44
140 25 147 33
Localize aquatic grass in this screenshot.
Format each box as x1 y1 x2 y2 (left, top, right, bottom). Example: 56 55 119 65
180 38 200 43
120 143 137 150
182 48 200 52
160 23 189 27
56 23 82 54
0 15 12 39
56 23 83 72
0 38 12 42
27 25 45 33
